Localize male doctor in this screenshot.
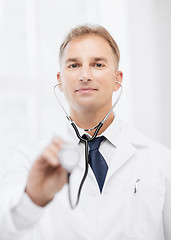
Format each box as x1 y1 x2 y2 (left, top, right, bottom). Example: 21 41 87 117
0 25 171 240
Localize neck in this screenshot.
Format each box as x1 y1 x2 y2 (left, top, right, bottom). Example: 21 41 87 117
70 107 114 137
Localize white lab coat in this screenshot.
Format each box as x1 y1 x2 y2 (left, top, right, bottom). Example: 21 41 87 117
0 118 171 240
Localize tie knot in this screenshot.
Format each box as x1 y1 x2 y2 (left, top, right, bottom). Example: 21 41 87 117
88 136 105 151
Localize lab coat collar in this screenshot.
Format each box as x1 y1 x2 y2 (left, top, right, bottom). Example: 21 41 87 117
65 120 80 144
101 114 121 147
119 119 148 148
65 114 149 150
65 113 148 148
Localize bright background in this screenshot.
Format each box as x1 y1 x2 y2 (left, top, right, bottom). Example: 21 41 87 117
0 0 171 173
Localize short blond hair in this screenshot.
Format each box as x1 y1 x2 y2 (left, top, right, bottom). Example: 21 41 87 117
59 24 120 68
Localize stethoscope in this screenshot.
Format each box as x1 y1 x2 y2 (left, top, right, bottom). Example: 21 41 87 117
54 80 122 208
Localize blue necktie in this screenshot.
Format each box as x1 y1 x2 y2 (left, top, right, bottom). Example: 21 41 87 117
87 136 108 193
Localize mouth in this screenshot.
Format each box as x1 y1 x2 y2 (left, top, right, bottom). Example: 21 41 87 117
75 87 97 93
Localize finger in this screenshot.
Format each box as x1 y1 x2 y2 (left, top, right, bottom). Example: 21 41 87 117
45 141 65 162
51 137 65 149
47 143 61 156
37 149 60 167
36 137 65 167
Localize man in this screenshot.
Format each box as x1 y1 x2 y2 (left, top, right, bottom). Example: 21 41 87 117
0 25 171 240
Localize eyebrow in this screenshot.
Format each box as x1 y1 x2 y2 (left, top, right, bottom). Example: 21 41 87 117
65 58 79 64
93 57 108 62
65 57 108 64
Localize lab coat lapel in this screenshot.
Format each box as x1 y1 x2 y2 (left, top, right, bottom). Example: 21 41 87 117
106 128 136 182
106 120 148 182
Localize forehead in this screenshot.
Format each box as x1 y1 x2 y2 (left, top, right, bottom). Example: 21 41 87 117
61 35 115 62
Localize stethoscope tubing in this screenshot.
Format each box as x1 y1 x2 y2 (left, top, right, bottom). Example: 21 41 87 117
68 122 104 208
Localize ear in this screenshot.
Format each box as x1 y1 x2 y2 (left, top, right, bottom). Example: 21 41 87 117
57 72 63 92
113 71 123 92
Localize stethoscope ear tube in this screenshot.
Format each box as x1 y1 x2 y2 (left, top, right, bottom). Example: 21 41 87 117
53 81 122 209
54 81 122 132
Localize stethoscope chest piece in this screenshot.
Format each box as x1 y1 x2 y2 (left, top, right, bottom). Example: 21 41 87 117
58 143 80 173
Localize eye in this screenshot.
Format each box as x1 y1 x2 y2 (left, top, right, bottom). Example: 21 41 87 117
69 63 78 68
94 63 104 68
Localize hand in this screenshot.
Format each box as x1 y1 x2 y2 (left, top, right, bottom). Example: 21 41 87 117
25 137 67 207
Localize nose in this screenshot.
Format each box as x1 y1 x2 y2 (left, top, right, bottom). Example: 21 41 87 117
79 65 92 82
79 77 91 82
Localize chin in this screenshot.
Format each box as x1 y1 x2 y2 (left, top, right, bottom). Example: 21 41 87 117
77 102 101 112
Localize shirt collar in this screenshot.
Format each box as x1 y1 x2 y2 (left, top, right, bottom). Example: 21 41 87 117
66 113 121 147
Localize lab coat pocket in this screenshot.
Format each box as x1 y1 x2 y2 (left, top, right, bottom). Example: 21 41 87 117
124 180 165 239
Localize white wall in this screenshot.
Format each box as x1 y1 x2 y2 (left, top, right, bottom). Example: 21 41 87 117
0 0 171 173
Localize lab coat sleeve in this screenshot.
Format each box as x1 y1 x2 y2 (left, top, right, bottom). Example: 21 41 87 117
0 144 46 240
163 149 171 240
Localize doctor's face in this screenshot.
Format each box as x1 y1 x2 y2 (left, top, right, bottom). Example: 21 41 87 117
57 35 122 114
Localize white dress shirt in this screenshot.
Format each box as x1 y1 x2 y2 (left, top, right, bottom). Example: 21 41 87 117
0 115 171 240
